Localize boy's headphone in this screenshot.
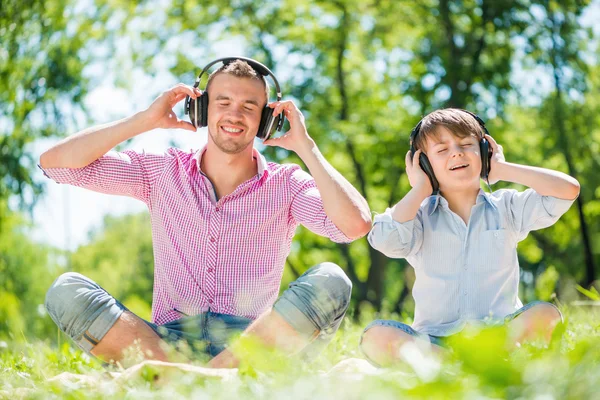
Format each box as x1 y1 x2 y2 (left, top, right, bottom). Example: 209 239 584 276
184 56 285 141
409 110 492 195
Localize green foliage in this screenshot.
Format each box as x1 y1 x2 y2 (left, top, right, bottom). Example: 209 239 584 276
1 307 599 398
0 201 62 340
70 213 154 320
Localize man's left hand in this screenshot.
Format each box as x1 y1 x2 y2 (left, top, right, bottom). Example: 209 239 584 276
263 100 315 156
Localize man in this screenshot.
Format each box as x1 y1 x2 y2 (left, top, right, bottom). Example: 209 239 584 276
40 59 371 368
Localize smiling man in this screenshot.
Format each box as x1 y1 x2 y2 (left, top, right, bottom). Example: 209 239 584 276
39 59 371 368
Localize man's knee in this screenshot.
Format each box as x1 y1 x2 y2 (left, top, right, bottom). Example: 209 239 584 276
45 272 96 318
302 262 352 312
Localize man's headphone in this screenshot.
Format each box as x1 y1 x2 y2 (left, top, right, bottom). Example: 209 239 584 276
409 110 492 195
185 56 285 141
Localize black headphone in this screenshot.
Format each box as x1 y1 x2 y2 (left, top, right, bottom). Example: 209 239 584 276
409 110 492 195
185 56 285 141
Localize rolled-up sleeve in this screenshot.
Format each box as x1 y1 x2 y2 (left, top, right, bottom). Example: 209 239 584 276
288 166 353 244
368 208 423 259
39 150 169 204
509 188 576 241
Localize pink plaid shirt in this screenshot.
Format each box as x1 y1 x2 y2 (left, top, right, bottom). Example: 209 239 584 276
40 146 351 325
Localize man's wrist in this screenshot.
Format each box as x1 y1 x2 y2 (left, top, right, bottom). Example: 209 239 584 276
294 137 317 160
133 110 159 133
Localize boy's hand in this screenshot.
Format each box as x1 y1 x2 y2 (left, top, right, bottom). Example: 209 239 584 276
406 150 433 194
485 134 506 184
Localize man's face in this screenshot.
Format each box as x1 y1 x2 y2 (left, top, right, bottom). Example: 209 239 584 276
206 74 267 154
424 126 482 192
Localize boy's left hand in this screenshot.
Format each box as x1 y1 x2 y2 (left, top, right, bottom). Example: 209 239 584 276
485 134 506 184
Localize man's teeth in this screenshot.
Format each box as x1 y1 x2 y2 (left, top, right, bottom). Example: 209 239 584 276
223 127 242 133
450 164 469 170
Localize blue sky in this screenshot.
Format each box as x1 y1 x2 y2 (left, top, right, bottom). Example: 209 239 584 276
30 2 600 251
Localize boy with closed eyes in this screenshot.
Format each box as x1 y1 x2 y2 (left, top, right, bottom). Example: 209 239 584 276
360 108 579 366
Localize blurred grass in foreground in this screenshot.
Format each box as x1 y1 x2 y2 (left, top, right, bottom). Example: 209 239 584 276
0 306 598 399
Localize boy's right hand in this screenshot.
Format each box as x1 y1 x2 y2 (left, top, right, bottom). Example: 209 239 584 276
142 84 202 132
406 150 433 195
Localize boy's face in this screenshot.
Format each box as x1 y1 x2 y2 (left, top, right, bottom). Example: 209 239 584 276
424 126 482 192
206 74 267 154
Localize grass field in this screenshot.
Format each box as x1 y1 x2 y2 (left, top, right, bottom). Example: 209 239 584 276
1 306 599 399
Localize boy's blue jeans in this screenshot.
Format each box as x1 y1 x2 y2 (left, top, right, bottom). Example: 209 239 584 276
45 262 352 359
361 301 562 354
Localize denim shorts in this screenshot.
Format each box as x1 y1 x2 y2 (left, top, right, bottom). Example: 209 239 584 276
362 301 562 350
45 262 352 359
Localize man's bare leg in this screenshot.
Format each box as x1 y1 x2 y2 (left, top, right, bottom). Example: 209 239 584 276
91 311 170 364
207 309 316 368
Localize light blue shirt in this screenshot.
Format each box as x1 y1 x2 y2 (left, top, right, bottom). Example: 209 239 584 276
368 188 575 337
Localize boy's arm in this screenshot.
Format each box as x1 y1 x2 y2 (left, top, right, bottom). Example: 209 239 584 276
40 84 200 169
368 150 430 259
391 150 432 222
485 135 580 200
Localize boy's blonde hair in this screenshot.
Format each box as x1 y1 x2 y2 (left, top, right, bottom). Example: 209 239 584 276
413 109 485 152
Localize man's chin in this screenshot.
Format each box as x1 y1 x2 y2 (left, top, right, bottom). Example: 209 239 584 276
215 139 254 155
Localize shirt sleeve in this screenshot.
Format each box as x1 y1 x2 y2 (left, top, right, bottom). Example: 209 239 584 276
368 207 424 259
508 188 576 241
38 149 169 204
288 165 353 244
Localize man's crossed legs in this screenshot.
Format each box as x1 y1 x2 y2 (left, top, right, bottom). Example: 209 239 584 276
44 262 352 367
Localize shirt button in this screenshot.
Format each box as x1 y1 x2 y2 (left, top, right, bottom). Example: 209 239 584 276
464 291 468 296
208 299 213 304
215 207 220 212
209 237 215 243
207 268 214 273
494 232 498 237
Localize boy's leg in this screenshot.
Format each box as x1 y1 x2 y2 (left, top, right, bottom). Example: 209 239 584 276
45 272 169 364
360 320 445 367
505 301 562 346
207 262 352 368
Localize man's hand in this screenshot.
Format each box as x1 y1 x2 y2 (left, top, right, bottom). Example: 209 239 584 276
484 134 506 184
143 84 202 132
406 150 433 195
263 100 315 156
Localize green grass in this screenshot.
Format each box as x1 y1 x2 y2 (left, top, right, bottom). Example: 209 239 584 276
1 306 599 399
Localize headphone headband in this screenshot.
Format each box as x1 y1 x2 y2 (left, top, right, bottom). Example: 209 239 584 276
192 56 282 101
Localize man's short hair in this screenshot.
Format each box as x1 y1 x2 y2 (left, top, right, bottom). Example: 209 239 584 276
413 108 484 152
205 59 269 103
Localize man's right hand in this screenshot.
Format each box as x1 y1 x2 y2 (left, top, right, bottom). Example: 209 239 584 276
405 150 433 195
142 84 202 132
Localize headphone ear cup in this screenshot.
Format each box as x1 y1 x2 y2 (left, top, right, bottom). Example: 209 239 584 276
417 152 439 194
479 137 491 180
199 91 208 128
186 95 196 127
257 107 274 139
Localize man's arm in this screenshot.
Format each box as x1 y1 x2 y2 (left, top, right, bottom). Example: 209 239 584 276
40 84 201 169
264 101 371 240
485 135 580 200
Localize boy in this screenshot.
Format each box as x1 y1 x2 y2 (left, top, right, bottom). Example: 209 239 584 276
360 109 579 366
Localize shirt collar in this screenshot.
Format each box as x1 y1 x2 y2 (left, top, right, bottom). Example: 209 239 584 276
192 144 268 178
427 188 497 215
